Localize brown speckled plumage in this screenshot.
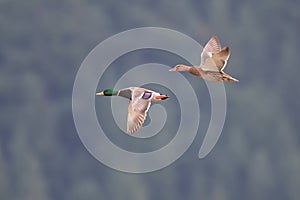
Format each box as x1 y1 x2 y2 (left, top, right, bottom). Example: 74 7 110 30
169 35 239 82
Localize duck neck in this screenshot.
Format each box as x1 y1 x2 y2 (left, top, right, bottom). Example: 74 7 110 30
178 65 193 72
111 90 119 96
188 67 202 77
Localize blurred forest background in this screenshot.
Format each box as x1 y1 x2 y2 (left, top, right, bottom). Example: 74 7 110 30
1 0 300 199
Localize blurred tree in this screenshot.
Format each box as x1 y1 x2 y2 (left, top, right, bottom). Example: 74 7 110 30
0 0 300 199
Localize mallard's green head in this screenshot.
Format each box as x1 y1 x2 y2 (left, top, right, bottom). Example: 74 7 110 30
96 89 118 96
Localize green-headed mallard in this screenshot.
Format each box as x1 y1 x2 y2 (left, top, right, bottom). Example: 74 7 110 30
169 35 239 82
96 87 168 134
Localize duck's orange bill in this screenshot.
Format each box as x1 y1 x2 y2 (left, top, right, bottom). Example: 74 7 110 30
155 95 169 100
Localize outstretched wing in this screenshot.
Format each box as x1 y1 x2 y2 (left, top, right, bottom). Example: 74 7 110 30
200 57 219 72
127 100 150 134
200 35 221 66
211 46 230 71
201 46 230 72
127 89 152 134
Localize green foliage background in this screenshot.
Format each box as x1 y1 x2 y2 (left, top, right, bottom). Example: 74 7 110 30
1 0 300 199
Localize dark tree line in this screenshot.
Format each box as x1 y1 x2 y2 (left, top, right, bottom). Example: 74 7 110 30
0 0 299 199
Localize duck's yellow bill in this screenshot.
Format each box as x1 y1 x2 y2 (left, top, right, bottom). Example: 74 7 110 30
96 91 104 96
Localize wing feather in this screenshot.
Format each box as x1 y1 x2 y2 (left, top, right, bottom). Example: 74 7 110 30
201 46 230 72
127 100 150 134
211 46 230 71
200 35 221 65
127 88 152 134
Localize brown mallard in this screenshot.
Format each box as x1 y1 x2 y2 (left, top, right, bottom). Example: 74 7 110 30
169 35 239 82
